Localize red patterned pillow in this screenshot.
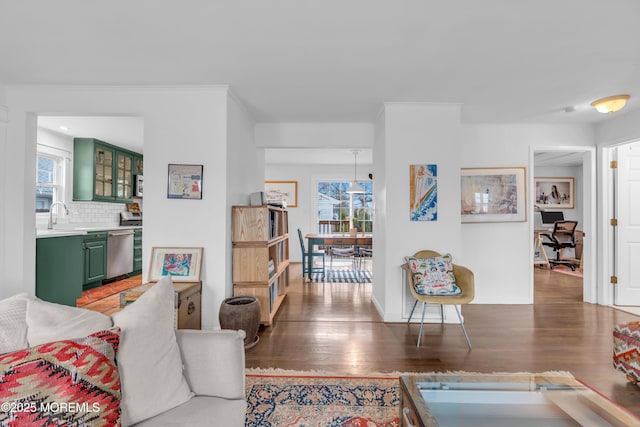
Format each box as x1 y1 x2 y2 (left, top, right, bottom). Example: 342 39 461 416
0 328 121 426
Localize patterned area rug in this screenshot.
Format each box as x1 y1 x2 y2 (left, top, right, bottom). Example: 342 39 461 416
245 371 399 427
311 270 372 283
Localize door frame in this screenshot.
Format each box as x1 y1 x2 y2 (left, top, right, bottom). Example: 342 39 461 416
530 146 596 303
599 138 640 306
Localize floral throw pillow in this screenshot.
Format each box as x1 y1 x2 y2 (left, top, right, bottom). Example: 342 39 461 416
405 254 461 296
0 328 121 426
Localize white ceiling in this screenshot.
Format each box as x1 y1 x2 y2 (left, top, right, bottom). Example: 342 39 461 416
38 116 144 154
6 1 640 164
2 1 639 126
534 151 585 167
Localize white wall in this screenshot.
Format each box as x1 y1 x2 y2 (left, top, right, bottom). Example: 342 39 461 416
596 110 640 147
533 165 583 227
460 124 595 304
226 91 262 297
256 123 374 148
0 85 7 293
372 108 387 313
2 82 615 327
379 103 463 322
265 162 365 262
261 115 597 320
258 122 375 263
2 85 235 329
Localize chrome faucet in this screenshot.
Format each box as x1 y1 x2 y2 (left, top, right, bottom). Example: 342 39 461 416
48 202 69 229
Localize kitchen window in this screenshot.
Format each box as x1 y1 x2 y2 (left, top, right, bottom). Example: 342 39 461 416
36 144 69 212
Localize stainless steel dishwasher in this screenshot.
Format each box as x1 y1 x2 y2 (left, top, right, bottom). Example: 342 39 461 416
107 229 135 280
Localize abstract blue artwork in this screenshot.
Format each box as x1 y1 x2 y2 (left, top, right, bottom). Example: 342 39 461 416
410 164 437 221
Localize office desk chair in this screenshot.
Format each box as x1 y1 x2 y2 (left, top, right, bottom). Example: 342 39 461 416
298 229 325 279
541 220 579 271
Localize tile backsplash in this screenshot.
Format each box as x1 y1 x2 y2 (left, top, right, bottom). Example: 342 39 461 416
37 200 142 228
68 201 127 225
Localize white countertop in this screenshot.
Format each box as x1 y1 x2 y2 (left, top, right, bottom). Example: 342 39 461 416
36 225 141 238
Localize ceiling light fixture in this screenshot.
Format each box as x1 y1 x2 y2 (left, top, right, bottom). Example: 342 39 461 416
591 95 630 114
346 150 365 194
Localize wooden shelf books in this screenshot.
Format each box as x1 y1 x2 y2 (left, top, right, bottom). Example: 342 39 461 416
232 205 289 326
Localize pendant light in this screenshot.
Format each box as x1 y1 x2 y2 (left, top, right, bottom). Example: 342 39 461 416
346 150 365 194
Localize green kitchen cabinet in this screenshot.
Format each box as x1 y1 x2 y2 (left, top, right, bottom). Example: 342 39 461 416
132 228 143 275
73 138 141 203
134 154 144 175
36 235 84 306
83 231 107 288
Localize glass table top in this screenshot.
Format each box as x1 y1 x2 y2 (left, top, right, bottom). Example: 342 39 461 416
401 374 638 427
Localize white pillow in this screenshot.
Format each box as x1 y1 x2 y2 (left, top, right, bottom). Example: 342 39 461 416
112 276 193 426
0 293 30 353
26 297 113 347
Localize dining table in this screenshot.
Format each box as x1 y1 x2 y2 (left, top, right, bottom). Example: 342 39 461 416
304 233 373 280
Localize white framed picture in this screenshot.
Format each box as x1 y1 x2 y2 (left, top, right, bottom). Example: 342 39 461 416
149 247 203 282
265 181 297 208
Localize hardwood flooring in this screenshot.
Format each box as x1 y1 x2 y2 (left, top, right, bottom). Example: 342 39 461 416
82 264 640 417
77 275 142 315
246 263 640 418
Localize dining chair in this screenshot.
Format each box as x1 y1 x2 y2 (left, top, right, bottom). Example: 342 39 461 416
298 229 325 280
402 250 474 349
355 246 372 282
328 246 357 280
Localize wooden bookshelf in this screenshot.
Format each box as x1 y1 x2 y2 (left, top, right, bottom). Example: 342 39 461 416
232 205 289 326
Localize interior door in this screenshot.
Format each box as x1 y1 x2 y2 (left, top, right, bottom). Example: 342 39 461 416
614 140 640 305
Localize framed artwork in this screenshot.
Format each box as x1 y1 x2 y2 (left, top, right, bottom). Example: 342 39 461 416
534 177 574 209
149 247 203 282
265 181 298 208
167 164 203 199
461 167 527 223
409 164 437 221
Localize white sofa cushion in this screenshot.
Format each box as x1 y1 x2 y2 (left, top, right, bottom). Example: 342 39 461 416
26 297 113 347
177 329 246 399
0 293 30 354
132 396 247 427
112 276 193 426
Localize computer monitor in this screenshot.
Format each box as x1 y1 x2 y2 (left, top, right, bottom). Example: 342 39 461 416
540 211 564 225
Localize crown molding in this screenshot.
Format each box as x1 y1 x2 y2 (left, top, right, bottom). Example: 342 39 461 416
227 87 256 123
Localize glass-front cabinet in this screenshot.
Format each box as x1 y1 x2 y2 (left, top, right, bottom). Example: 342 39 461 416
94 146 114 199
134 155 144 175
74 138 141 203
116 151 133 199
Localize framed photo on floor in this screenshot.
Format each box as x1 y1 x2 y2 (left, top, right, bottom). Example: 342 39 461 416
149 247 203 282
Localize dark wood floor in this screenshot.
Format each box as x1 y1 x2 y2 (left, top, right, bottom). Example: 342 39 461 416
246 263 640 418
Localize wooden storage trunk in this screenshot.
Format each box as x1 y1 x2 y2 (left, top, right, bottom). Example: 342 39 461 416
613 321 640 383
120 281 202 329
